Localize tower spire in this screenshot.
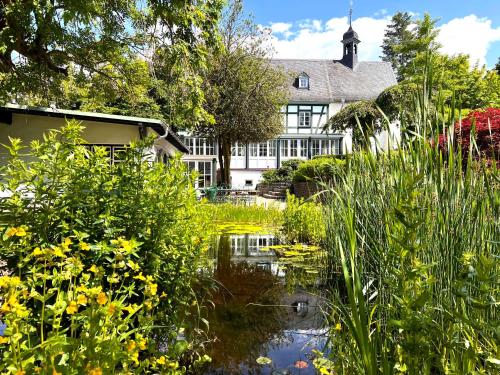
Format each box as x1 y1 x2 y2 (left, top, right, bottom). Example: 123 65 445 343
349 1 353 26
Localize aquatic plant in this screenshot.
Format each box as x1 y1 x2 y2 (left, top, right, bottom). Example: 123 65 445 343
320 78 499 373
282 193 326 245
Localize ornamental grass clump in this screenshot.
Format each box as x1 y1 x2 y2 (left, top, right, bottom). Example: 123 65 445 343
319 85 499 373
0 122 210 374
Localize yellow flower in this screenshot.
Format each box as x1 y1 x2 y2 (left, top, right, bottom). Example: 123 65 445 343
122 304 139 315
147 283 158 296
32 247 43 257
62 237 72 249
144 300 153 310
87 368 102 375
15 227 27 237
53 368 62 375
127 340 136 352
89 265 99 274
66 301 78 315
15 370 25 375
76 285 89 293
335 322 342 332
96 292 108 305
156 356 166 365
53 247 65 258
6 227 17 237
133 273 146 281
137 337 147 350
107 303 117 316
160 291 168 299
127 260 140 271
79 242 90 251
0 336 9 344
77 294 88 305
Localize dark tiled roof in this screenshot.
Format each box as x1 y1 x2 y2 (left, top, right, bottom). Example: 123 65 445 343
271 59 397 103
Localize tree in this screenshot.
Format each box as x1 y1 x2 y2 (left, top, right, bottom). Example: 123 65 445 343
0 0 224 128
381 12 415 81
495 57 500 75
325 100 383 147
196 0 289 185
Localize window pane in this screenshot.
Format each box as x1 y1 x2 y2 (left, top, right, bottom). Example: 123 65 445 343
259 142 268 157
280 140 289 157
300 140 309 157
311 140 320 156
299 111 311 127
206 139 215 155
290 140 298 157
196 139 203 155
250 143 258 157
269 141 276 157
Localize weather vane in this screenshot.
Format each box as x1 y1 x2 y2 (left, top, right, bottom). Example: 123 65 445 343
349 0 353 26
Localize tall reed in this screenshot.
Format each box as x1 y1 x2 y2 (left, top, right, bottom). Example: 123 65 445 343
321 78 499 374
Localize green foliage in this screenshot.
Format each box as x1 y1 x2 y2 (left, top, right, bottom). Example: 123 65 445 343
325 100 383 146
381 12 415 82
321 84 499 374
0 0 225 128
200 202 283 228
292 157 345 183
0 122 209 373
196 0 290 184
381 12 500 111
262 159 303 184
282 193 326 245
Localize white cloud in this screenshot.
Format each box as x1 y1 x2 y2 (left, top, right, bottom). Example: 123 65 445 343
265 14 500 67
265 16 390 61
438 15 500 66
270 22 293 35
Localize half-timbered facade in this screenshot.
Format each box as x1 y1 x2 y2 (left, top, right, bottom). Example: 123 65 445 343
182 21 398 189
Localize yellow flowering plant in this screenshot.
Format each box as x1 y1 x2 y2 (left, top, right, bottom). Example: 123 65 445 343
0 123 211 374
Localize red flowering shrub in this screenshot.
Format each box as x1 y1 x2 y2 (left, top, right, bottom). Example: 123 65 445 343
439 108 500 164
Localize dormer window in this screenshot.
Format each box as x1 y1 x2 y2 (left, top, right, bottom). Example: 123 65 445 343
298 74 309 89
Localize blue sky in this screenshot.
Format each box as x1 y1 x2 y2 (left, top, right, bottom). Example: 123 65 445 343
244 0 500 68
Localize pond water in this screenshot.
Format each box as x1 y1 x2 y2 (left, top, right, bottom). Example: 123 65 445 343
199 228 327 375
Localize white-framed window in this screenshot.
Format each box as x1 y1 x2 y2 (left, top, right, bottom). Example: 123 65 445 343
232 142 246 157
185 161 213 188
310 139 342 156
269 141 276 157
298 74 309 89
184 137 216 156
300 139 309 157
298 111 312 127
250 143 258 157
259 142 268 157
290 140 298 157
280 139 289 157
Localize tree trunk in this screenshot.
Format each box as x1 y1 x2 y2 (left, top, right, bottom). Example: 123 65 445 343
218 137 232 186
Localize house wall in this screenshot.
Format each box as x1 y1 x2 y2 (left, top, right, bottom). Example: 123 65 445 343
0 113 180 163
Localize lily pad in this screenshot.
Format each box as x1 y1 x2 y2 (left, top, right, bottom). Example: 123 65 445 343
256 356 273 365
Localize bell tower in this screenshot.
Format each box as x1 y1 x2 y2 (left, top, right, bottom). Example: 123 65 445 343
341 2 360 69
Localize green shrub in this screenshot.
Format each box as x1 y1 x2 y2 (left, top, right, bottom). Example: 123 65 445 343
0 122 209 374
261 159 303 184
282 193 325 245
292 157 345 183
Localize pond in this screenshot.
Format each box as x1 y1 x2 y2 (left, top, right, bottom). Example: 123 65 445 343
197 226 328 375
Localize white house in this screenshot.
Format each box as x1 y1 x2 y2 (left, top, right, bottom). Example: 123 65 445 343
0 104 189 165
183 22 398 188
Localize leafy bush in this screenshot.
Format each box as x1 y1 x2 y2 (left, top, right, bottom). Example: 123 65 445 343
0 122 209 373
282 193 325 245
292 157 345 183
261 159 303 184
439 107 500 163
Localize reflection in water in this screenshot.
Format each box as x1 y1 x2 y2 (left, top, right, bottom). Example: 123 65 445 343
202 233 326 375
